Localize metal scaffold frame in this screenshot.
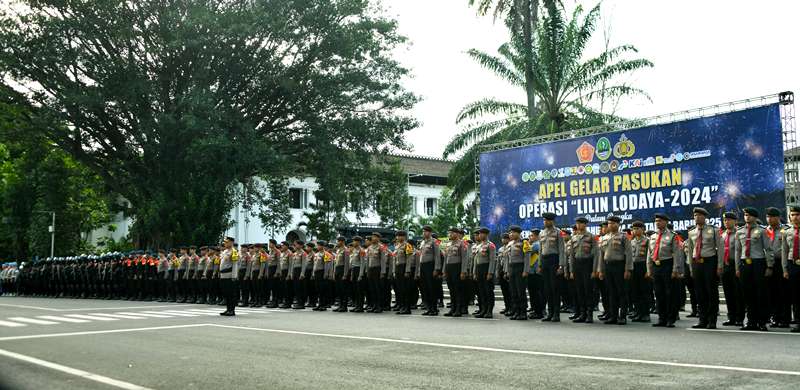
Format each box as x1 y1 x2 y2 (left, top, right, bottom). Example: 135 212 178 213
474 91 797 208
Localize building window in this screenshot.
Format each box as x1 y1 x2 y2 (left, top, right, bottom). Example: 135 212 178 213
425 198 437 216
289 188 308 209
411 197 418 215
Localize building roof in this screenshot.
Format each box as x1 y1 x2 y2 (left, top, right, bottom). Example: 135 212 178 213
390 153 454 178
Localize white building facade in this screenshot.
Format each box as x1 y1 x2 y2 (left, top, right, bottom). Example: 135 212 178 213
89 155 454 246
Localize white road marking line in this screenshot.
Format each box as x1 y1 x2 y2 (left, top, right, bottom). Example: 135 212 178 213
0 303 61 311
687 327 800 336
65 314 118 321
0 320 26 327
118 312 173 318
0 302 196 312
183 309 241 315
0 324 210 342
88 313 146 320
150 311 199 317
37 315 90 323
0 347 152 390
164 310 218 316
8 317 59 325
209 324 800 377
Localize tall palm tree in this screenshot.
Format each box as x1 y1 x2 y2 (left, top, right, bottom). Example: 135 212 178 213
445 2 653 201
469 0 541 120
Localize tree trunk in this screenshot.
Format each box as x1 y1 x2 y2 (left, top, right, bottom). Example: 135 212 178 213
517 0 538 120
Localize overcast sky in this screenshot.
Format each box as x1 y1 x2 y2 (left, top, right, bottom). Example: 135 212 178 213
385 0 800 159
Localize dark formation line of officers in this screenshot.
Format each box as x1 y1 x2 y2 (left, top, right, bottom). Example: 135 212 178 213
4 205 800 332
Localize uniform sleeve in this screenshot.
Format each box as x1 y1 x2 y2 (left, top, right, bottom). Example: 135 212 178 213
300 253 308 274
684 230 693 260
645 239 654 275
671 235 683 274
592 237 600 273
405 246 413 274
624 236 633 271
717 232 725 272
231 254 240 280
558 234 566 268
567 238 575 275
344 250 351 276
380 249 387 276
764 231 775 268
459 243 468 273
734 231 742 273
433 242 442 272
782 233 789 274
597 241 605 274
488 243 497 275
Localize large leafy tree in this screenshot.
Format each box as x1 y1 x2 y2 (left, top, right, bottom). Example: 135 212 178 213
0 86 114 259
0 0 417 248
445 2 653 200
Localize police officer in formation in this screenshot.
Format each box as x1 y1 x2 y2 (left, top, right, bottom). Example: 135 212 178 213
7 208 800 333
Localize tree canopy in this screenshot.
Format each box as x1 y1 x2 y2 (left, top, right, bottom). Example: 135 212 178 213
0 0 417 247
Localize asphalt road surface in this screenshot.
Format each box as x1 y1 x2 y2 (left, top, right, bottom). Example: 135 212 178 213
0 297 798 390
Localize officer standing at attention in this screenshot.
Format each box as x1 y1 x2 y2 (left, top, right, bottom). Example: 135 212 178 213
219 237 240 316
629 221 651 322
349 236 366 313
735 207 773 331
780 205 800 332
332 237 350 312
443 227 469 317
597 216 632 325
568 217 599 323
684 207 721 329
471 227 497 318
718 212 744 326
505 225 529 320
765 207 790 328
538 212 566 322
366 232 388 313
417 226 441 316
647 213 683 328
496 233 511 316
393 230 414 315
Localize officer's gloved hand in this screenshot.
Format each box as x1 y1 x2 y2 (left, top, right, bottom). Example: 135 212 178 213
765 268 773 277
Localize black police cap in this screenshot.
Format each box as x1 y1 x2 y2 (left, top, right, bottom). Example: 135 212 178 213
654 213 670 221
766 207 781 217
723 211 737 220
508 225 522 233
631 220 645 228
692 207 709 216
743 207 759 218
607 216 621 223
542 212 556 220
575 216 588 224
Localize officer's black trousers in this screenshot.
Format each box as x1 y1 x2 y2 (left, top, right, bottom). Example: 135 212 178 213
741 258 768 326
541 254 560 318
221 278 238 313
475 263 494 314
768 257 790 324
605 261 628 320
574 257 594 316
508 262 526 315
691 257 719 325
367 266 383 311
445 263 463 313
721 262 744 322
653 260 679 324
630 262 650 318
419 262 436 312
789 263 800 324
